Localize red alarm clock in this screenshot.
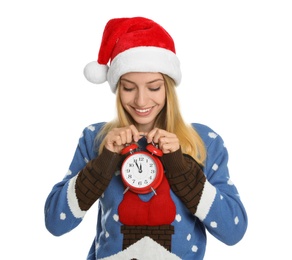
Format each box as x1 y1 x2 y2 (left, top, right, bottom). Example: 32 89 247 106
120 143 164 195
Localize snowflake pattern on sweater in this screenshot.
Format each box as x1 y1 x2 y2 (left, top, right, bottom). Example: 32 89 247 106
44 122 247 260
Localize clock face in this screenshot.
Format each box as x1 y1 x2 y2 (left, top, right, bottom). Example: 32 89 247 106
121 151 158 189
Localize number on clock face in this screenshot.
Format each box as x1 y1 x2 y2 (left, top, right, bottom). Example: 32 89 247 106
121 152 157 188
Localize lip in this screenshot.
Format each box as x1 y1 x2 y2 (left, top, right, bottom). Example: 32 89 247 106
133 106 153 116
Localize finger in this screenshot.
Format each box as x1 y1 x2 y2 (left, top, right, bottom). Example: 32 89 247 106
160 144 173 154
118 130 126 144
146 128 161 143
153 129 171 144
156 134 180 153
104 133 122 152
158 135 176 144
123 127 134 144
113 135 123 146
128 125 140 142
117 127 134 144
159 138 179 152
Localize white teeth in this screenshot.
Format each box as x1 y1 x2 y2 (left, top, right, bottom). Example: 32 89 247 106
136 108 151 113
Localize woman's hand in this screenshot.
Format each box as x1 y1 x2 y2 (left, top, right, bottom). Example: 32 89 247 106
146 128 180 154
104 125 145 153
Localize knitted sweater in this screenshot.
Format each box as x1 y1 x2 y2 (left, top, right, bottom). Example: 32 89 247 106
44 122 247 259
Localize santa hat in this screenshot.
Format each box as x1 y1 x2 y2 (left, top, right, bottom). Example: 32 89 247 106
84 17 181 93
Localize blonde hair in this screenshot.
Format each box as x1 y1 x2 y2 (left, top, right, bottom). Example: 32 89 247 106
96 74 206 165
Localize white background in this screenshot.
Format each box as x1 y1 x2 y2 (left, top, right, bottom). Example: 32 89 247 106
1 0 291 259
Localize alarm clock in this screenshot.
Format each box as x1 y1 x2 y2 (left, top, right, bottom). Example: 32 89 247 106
120 143 164 195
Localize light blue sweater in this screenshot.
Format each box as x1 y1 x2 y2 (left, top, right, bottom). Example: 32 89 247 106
44 122 247 259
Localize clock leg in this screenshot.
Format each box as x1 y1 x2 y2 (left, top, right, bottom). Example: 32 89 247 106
151 187 157 195
123 186 130 194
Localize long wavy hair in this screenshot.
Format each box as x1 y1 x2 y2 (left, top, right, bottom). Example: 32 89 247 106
96 74 206 166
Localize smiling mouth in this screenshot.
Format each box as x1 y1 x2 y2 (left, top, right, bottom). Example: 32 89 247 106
135 108 151 113
133 107 153 116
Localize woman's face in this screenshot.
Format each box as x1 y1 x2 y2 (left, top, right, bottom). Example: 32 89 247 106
119 72 166 132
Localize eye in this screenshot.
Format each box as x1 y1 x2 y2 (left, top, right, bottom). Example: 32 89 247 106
122 86 134 92
149 86 161 92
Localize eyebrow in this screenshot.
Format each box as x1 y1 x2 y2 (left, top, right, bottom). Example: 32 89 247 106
120 78 164 84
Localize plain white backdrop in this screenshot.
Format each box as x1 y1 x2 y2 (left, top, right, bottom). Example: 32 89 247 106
1 0 291 259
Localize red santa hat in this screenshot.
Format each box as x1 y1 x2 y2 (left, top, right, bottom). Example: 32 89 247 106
84 17 181 93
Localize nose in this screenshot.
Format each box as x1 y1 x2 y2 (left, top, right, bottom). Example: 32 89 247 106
135 88 148 107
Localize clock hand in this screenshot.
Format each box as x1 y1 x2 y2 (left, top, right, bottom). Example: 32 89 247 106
134 160 142 173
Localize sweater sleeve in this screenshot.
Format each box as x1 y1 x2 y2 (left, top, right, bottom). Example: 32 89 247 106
160 148 206 215
183 124 248 246
44 123 107 236
161 125 248 246
75 147 121 210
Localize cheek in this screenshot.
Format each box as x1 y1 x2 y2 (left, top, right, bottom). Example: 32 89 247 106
156 92 166 106
119 93 130 106
119 95 134 113
156 86 166 104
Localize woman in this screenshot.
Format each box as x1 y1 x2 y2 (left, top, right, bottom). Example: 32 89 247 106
45 17 248 259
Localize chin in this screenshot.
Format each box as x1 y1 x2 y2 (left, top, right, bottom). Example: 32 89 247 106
134 118 154 128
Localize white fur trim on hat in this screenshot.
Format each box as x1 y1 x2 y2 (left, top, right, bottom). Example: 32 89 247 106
107 46 181 93
84 61 109 84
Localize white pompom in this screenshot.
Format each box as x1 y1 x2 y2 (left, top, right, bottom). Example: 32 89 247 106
83 61 109 84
